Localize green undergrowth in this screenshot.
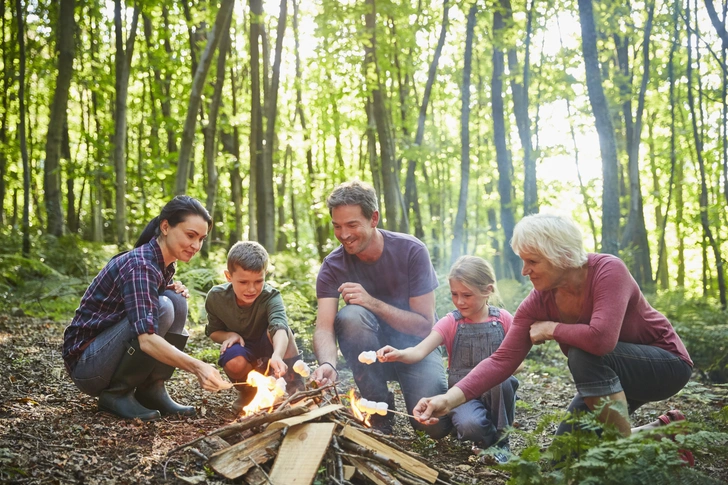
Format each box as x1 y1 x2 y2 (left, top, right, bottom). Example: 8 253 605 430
492 407 728 484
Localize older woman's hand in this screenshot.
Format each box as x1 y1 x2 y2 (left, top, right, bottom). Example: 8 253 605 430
530 320 558 345
413 387 467 424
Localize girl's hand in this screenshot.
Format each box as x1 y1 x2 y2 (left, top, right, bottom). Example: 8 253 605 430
221 334 244 354
167 281 190 298
269 356 287 378
377 346 401 363
412 395 450 425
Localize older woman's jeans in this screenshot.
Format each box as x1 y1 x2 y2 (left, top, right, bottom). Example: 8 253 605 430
70 290 188 397
555 342 693 435
334 304 452 438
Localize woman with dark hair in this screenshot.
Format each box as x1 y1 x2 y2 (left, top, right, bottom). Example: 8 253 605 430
63 195 231 421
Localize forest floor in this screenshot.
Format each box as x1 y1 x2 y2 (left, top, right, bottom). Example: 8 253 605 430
1 314 727 484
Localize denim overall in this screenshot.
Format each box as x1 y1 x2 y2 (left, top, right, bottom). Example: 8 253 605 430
448 306 519 448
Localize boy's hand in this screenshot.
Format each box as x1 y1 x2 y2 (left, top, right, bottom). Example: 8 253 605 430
377 345 402 363
269 355 287 378
221 334 244 353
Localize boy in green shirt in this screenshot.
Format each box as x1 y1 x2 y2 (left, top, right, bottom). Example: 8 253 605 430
205 241 303 412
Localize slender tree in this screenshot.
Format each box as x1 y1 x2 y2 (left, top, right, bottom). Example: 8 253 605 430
577 0 620 255
175 0 235 195
451 3 476 264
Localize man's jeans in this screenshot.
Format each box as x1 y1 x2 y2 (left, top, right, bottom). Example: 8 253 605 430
555 341 693 435
334 304 452 438
71 290 187 397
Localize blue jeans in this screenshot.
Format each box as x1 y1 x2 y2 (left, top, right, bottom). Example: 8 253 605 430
450 375 519 448
334 304 452 438
555 342 693 435
70 290 188 396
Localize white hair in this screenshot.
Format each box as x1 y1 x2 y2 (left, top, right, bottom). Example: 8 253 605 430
510 213 588 269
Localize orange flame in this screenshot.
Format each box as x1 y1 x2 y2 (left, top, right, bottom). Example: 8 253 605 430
242 370 285 416
348 389 371 427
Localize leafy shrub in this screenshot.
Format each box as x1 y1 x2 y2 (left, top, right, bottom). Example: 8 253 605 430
498 410 728 484
650 291 728 383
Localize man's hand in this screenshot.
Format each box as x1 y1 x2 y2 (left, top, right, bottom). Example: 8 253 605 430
311 363 337 386
412 395 450 425
338 282 373 307
530 320 558 345
221 334 244 354
268 355 287 378
167 281 190 298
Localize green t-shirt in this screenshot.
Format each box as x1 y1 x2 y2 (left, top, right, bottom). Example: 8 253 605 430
204 282 288 340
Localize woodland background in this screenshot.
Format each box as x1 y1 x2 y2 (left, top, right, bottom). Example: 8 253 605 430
1 0 728 482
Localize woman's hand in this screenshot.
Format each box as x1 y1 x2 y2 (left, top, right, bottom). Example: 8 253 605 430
376 345 402 363
196 363 233 391
167 281 189 298
220 334 244 354
269 355 287 378
530 320 558 345
413 395 451 425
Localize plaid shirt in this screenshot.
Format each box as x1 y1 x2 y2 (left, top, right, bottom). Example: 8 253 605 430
62 238 175 370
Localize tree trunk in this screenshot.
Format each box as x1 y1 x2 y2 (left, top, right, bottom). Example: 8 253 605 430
364 0 401 232
162 7 178 159
686 0 727 307
577 0 620 256
492 7 521 280
501 0 536 216
619 2 655 288
44 0 75 237
649 115 669 289
0 0 7 226
704 0 728 48
258 0 287 252
451 4 476 264
201 11 233 257
16 0 31 256
248 0 265 241
222 61 244 246
175 0 234 195
404 0 449 241
112 0 140 246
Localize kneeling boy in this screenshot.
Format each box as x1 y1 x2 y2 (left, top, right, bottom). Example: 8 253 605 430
206 241 303 412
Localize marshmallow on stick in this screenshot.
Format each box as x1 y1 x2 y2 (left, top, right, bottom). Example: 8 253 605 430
358 351 377 364
292 360 311 377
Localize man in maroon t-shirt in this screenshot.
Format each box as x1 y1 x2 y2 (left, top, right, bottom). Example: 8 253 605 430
311 180 451 438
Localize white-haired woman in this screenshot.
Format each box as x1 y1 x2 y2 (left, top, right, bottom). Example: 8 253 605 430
413 213 693 442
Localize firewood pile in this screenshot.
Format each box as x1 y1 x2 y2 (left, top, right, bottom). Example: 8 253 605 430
167 383 459 485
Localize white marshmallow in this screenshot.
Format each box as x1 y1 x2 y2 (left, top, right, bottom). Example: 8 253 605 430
273 377 287 397
293 360 311 377
358 351 377 365
375 402 389 416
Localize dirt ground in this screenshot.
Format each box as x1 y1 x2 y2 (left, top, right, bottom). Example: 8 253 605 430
1 314 727 484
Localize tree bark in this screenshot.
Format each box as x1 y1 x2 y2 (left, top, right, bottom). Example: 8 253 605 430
0 0 7 226
686 0 727 307
259 0 287 252
364 0 401 232
451 3 476 264
704 0 728 49
404 0 449 241
201 11 233 257
492 7 521 280
112 0 140 246
577 0 620 255
44 0 75 237
16 0 31 256
175 0 234 196
248 0 265 241
619 1 655 288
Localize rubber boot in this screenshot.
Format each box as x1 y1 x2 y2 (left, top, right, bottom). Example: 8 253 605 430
232 384 257 414
282 353 306 395
98 339 161 421
135 333 196 417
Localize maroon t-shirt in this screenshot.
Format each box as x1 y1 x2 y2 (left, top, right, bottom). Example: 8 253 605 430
316 229 438 313
456 253 693 401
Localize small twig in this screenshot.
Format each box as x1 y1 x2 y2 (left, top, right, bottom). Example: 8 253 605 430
248 456 274 485
187 448 208 461
386 409 418 420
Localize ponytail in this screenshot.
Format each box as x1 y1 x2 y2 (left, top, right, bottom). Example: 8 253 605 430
135 216 161 248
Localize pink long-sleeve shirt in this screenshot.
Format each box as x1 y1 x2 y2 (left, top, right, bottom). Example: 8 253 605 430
455 253 693 401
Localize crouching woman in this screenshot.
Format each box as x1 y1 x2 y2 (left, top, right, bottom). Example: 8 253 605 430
63 195 231 421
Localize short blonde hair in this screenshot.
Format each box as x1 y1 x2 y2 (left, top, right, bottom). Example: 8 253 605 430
510 214 588 269
448 256 501 305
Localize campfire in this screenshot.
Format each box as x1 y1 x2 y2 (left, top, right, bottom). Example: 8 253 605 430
166 373 458 484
